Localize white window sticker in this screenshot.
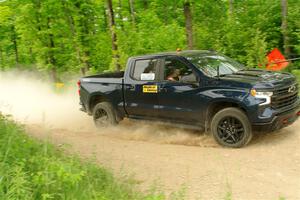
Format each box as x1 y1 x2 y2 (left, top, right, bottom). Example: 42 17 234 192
140 73 155 81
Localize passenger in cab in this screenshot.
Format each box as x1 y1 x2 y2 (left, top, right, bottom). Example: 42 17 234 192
166 68 181 81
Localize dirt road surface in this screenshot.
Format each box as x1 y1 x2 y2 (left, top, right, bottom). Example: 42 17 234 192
1 73 299 200
26 120 300 200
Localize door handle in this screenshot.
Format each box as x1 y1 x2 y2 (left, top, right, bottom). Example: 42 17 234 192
159 87 167 92
126 85 135 90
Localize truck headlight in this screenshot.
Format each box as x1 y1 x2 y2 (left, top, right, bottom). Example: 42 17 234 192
250 89 273 106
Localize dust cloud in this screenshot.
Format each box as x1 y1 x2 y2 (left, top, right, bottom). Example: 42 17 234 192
0 70 93 130
98 120 216 147
0 71 215 147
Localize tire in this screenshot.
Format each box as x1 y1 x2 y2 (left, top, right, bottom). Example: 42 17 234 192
210 107 252 148
92 102 118 128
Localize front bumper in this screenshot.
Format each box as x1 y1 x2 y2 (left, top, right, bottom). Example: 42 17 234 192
253 106 300 132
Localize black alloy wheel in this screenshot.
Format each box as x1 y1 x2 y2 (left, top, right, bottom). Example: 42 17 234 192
211 107 252 148
217 116 245 144
94 108 109 126
92 102 118 128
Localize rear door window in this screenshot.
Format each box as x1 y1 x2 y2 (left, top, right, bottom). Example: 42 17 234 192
132 59 158 81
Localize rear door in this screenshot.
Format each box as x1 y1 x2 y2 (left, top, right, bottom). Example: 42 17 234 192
124 57 162 118
157 56 203 123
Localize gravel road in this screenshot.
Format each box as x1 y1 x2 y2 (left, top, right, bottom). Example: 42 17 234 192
27 120 300 200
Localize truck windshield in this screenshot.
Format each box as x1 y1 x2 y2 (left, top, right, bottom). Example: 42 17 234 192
186 54 245 77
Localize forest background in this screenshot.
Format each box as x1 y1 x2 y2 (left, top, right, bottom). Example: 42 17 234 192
0 0 299 82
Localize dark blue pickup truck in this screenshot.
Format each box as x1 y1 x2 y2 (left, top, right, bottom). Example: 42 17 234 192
78 50 300 147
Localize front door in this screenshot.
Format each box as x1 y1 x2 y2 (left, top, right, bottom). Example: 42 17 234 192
157 56 203 123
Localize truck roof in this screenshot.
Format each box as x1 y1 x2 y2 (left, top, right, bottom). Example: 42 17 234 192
130 50 215 60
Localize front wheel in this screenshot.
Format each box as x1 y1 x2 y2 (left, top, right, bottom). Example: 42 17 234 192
93 102 118 128
210 107 252 148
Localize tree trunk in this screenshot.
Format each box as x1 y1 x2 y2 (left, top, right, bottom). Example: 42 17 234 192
184 1 193 50
0 47 3 68
49 35 58 82
128 0 136 26
11 25 19 65
281 0 290 57
107 0 121 71
51 68 57 83
228 0 234 17
143 0 148 9
29 47 34 63
47 18 58 82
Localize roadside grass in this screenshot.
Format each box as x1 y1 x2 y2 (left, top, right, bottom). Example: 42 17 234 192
0 114 173 200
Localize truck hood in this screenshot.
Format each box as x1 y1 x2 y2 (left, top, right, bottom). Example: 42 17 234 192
220 69 296 88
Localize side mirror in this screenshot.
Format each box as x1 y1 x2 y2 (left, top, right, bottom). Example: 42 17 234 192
180 74 199 88
181 74 199 84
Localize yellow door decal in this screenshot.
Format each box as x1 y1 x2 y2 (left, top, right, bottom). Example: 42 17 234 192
143 85 158 93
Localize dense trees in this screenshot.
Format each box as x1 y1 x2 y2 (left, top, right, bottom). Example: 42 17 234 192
0 0 299 81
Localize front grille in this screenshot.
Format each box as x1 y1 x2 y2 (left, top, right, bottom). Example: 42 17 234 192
271 83 298 109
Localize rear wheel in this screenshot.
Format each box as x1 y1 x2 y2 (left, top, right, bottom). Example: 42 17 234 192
93 102 118 128
210 107 252 148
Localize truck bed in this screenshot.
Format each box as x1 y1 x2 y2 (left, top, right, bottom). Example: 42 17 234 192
81 71 124 84
79 71 125 115
85 71 124 78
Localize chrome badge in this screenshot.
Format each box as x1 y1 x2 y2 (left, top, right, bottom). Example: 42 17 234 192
288 85 296 93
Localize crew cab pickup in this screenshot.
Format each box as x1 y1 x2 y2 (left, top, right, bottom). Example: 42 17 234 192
78 50 300 147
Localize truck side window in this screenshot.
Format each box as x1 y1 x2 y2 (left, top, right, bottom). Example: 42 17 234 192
164 57 197 82
132 59 158 81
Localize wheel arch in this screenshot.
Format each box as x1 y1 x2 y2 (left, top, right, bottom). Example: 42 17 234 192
88 93 110 114
205 99 248 132
88 93 124 121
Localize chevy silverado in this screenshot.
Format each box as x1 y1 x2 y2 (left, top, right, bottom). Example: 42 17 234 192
78 50 300 147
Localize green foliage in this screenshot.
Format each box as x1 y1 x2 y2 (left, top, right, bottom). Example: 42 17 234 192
292 70 300 88
245 29 268 67
0 115 169 200
0 0 300 79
